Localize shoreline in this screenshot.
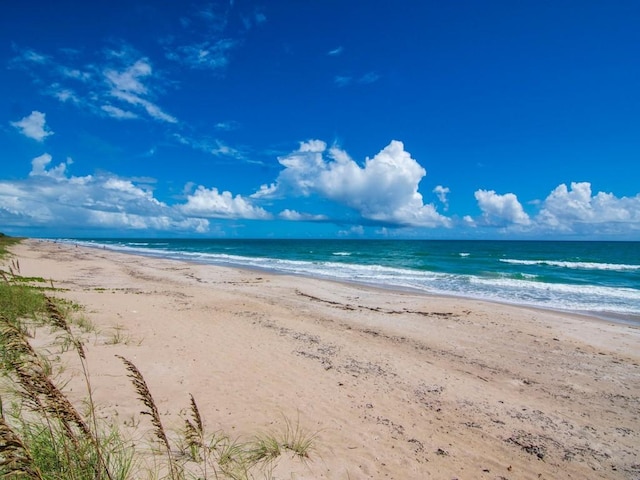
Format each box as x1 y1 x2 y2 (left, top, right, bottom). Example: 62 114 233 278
53 238 640 327
5 239 640 479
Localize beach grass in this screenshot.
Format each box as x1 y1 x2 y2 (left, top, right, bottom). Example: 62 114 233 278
0 239 316 479
0 233 22 258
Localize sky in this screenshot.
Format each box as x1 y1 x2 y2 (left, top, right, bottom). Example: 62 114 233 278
1 0 639 240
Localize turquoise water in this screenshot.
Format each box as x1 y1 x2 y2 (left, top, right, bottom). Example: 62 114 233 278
67 239 640 324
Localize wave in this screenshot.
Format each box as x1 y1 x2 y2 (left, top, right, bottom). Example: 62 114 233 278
500 258 640 271
468 276 640 315
61 239 640 320
150 248 640 316
471 275 640 301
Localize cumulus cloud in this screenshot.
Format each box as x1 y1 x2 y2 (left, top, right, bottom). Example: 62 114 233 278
86 210 209 233
471 182 640 236
474 190 531 226
11 111 54 142
279 209 328 221
0 153 209 233
255 140 450 228
13 155 273 229
29 153 71 179
181 186 272 219
338 225 365 236
3 149 639 237
536 182 640 232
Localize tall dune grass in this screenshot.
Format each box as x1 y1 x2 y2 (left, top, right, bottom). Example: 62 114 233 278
0 238 315 479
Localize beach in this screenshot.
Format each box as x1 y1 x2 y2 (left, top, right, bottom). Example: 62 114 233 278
7 239 640 479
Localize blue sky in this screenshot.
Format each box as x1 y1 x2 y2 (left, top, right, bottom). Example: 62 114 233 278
2 0 639 239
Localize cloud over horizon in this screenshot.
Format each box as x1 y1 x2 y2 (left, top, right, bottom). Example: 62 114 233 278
471 182 640 236
0 153 208 233
474 190 532 227
180 185 271 220
254 140 451 228
537 182 640 233
1 144 639 238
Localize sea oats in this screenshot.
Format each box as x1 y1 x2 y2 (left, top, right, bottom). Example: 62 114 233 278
0 413 44 479
117 355 177 479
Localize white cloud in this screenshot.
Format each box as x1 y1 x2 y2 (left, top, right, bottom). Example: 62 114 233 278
173 133 250 161
53 88 81 104
328 46 343 56
3 151 639 237
462 215 475 226
279 209 328 221
536 182 640 232
13 46 176 124
470 182 640 236
338 225 365 236
0 153 211 234
11 111 54 142
252 183 277 198
257 140 451 227
210 140 242 157
59 66 92 82
83 210 208 233
111 90 177 123
474 190 531 226
29 153 70 179
433 185 450 210
104 59 151 94
106 57 177 123
181 186 272 219
101 105 138 119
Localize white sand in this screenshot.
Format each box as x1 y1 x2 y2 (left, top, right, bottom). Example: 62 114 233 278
6 239 640 479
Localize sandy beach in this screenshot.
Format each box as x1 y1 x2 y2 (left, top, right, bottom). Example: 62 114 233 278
5 239 640 479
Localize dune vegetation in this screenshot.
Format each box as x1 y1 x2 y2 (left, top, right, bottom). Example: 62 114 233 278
0 236 314 479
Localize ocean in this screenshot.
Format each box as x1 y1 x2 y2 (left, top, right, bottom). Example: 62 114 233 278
65 238 640 325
